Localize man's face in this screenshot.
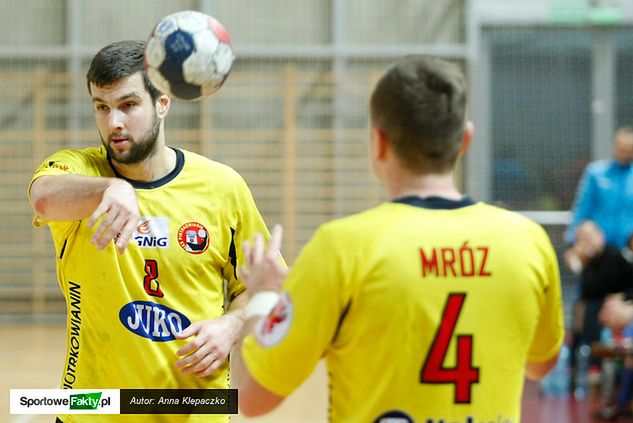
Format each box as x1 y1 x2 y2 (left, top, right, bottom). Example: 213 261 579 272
614 130 633 165
90 73 161 165
575 222 605 261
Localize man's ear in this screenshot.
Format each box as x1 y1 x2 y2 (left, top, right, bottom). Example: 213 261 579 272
459 120 474 155
157 94 171 118
371 127 389 161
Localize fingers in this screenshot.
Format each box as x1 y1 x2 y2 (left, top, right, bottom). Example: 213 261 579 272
252 233 264 265
599 308 613 326
90 210 120 249
195 358 224 378
267 224 283 257
89 180 139 252
177 349 225 373
175 341 202 367
244 225 283 265
192 355 217 374
237 265 250 284
599 300 630 332
242 239 252 263
88 202 108 228
175 329 228 377
176 322 199 342
176 351 225 378
176 337 200 359
240 225 286 293
91 211 136 251
116 217 139 254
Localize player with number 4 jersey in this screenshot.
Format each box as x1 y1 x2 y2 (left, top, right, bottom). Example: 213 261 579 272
236 56 564 423
242 199 562 422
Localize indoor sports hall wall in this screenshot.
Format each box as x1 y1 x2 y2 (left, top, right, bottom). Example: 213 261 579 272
1 0 632 322
0 0 465 321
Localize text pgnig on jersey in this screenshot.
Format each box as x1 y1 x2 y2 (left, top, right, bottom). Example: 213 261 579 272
10 389 238 414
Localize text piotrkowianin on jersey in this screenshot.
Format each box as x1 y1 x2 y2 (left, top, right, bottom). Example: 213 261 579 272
31 146 269 423
242 196 564 423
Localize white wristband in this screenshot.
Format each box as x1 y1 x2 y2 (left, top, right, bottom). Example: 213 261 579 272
244 291 281 319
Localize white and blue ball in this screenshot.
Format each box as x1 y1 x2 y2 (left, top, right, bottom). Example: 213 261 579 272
144 10 235 101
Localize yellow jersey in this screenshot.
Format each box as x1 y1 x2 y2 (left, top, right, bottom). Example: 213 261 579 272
242 196 564 423
31 146 269 422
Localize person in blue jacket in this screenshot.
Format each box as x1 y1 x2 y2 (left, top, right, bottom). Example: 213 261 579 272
564 127 633 411
564 127 633 250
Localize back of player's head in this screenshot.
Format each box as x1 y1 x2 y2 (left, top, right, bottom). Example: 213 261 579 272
86 40 161 102
370 55 467 173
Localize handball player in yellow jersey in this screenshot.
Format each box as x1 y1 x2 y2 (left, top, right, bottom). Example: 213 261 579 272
28 40 270 423
235 55 564 423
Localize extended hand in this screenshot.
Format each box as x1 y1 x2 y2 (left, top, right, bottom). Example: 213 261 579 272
240 225 288 295
600 293 633 332
88 179 139 254
175 314 242 378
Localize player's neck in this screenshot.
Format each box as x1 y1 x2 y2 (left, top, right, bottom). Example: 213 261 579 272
386 172 462 201
112 146 177 183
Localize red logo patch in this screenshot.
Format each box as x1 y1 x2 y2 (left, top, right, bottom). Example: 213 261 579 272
255 292 293 347
177 222 210 254
262 301 288 335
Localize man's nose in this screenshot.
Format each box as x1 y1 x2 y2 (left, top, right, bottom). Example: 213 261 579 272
107 109 125 131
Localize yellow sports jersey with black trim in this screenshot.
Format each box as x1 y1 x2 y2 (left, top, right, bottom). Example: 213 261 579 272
31 146 269 423
242 196 564 423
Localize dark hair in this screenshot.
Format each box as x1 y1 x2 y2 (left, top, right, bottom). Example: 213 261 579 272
86 40 161 102
370 55 467 174
616 126 633 136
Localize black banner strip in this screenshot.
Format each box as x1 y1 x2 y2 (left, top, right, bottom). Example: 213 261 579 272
120 389 237 414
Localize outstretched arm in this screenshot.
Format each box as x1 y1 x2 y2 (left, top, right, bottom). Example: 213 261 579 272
29 174 139 253
233 225 288 416
232 334 285 417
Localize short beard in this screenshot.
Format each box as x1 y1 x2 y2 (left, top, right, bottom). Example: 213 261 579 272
103 113 160 165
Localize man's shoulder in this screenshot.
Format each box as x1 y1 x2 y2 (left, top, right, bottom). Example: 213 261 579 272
585 159 615 174
50 145 106 161
602 245 631 263
317 201 543 234
176 149 255 203
35 146 109 175
319 204 390 231
180 149 240 175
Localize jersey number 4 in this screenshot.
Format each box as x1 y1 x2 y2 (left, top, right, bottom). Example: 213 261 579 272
420 293 479 403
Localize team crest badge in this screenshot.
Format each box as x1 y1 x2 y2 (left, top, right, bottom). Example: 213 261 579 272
177 222 209 254
254 292 293 347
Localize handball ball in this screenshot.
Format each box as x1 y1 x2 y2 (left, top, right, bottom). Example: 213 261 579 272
144 10 235 101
